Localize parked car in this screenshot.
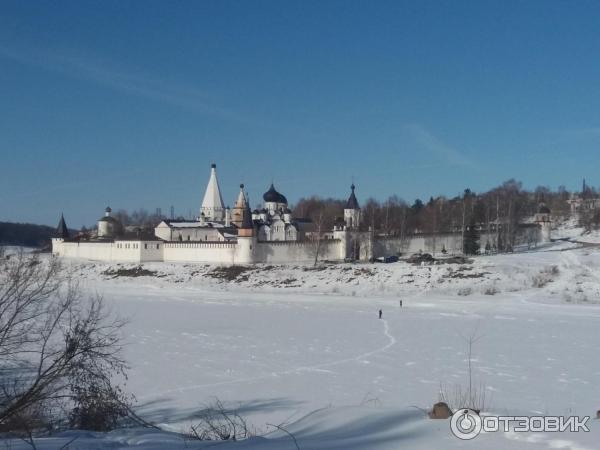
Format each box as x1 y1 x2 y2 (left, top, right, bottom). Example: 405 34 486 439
374 255 399 263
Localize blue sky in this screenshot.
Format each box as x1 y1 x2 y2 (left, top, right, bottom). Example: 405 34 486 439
1 1 600 227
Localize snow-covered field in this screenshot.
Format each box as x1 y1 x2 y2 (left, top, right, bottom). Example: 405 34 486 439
4 241 600 449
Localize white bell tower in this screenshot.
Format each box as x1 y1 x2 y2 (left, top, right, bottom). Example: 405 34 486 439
344 184 361 230
200 163 225 222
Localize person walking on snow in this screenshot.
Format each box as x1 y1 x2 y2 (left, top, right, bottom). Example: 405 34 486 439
378 309 383 319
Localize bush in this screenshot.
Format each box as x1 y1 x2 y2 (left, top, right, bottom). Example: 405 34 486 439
69 381 130 431
484 286 499 295
532 265 559 288
208 266 251 281
189 398 257 441
102 266 157 278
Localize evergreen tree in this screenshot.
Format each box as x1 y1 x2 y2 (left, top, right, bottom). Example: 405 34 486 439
411 199 424 212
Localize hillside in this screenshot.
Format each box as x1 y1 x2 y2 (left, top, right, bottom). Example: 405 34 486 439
0 221 57 247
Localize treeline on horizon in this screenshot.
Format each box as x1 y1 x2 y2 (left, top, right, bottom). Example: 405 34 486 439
2 179 598 248
0 222 57 248
293 179 578 235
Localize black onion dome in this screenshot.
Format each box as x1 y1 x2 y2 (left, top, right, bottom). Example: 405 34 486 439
263 183 288 204
345 184 360 209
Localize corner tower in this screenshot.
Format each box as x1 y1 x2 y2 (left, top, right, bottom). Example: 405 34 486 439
56 213 69 239
231 184 247 227
236 197 256 263
97 206 122 238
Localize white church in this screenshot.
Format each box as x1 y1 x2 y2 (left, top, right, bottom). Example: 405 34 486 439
52 164 361 264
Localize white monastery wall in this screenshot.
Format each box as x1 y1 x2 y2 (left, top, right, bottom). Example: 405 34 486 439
52 239 163 262
162 242 238 264
254 240 341 264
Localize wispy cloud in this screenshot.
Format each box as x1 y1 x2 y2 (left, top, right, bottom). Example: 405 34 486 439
403 123 479 169
0 43 250 123
0 167 145 202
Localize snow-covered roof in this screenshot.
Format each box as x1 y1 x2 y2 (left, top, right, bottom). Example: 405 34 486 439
160 220 225 229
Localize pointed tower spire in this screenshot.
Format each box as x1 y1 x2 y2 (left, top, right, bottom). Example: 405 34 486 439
231 183 247 227
235 184 247 208
56 213 69 239
238 194 254 237
345 183 360 209
200 163 225 221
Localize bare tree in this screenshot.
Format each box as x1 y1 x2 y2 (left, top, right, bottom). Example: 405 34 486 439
438 330 488 413
0 251 129 433
312 211 325 267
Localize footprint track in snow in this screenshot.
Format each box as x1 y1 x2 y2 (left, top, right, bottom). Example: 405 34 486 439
143 318 397 399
